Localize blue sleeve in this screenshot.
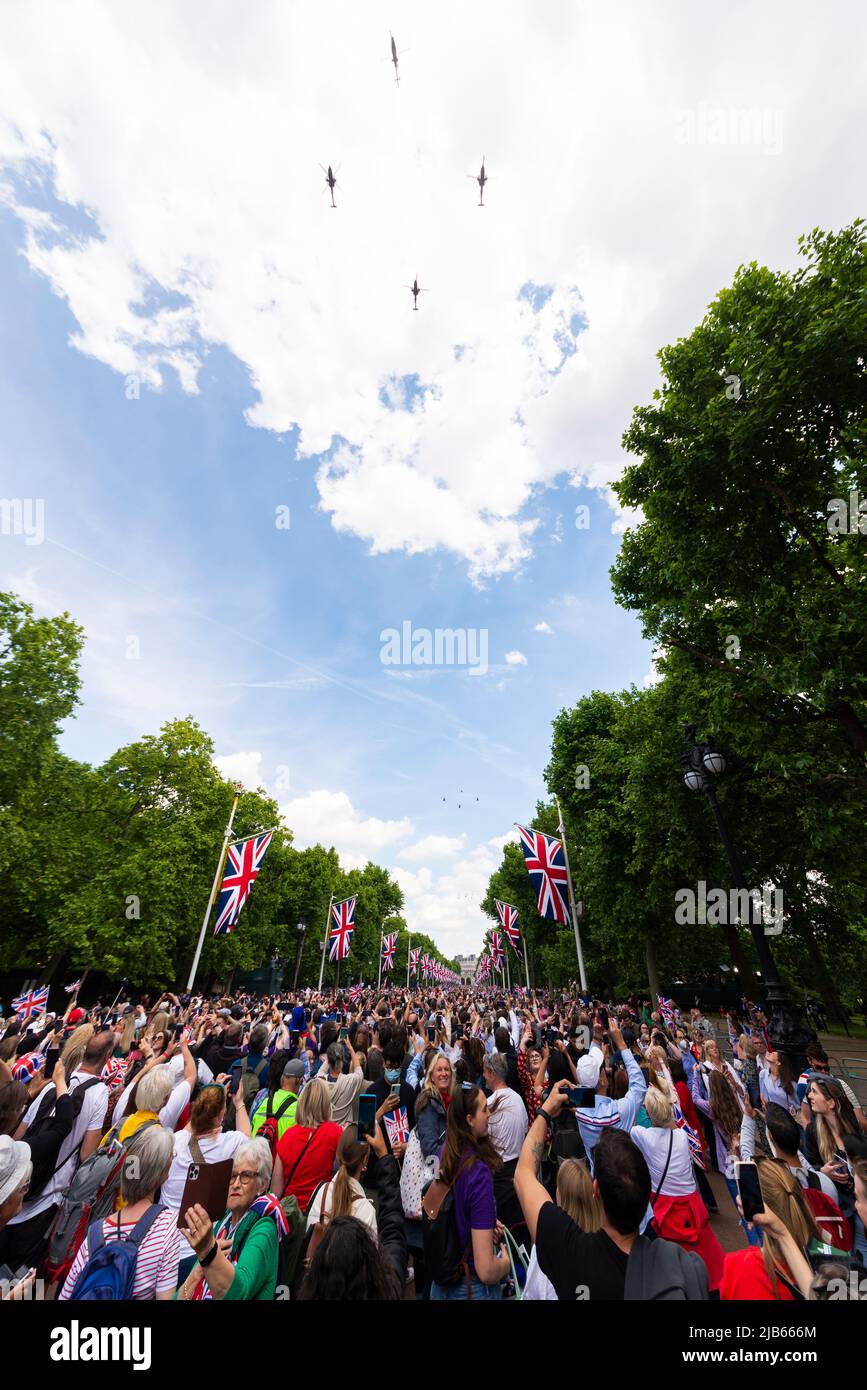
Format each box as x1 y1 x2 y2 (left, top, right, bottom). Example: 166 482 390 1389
406 1052 425 1091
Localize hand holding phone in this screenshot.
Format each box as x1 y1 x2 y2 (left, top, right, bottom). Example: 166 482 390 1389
735 1161 765 1223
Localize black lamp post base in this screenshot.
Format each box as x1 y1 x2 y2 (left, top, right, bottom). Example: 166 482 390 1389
764 982 816 1078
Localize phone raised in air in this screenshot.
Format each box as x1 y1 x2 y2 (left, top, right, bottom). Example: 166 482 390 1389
339 1027 349 1042
427 1025 436 1042
735 1161 765 1223
357 1093 378 1143
566 1086 597 1109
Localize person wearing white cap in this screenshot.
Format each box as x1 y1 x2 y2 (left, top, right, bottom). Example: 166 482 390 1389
573 1020 647 1171
0 1134 32 1232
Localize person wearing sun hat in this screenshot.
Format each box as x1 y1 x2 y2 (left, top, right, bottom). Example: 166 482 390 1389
573 1020 648 1172
0 1134 33 1233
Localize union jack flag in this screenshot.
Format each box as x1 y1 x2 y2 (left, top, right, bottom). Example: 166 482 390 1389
348 983 364 1003
673 1101 706 1169
329 896 357 961
64 979 83 995
381 932 397 972
101 1057 130 1090
249 1193 290 1239
384 1105 410 1146
420 953 429 978
489 930 504 970
657 996 676 1030
495 900 523 957
409 948 420 975
11 986 50 1022
213 831 274 935
12 1051 45 1084
516 825 570 925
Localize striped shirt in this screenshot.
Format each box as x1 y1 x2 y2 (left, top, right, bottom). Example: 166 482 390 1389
59 1207 180 1300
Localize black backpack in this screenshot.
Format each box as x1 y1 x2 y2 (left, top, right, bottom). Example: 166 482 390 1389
26 1077 104 1200
224 1055 269 1132
624 1233 709 1301
421 1177 471 1294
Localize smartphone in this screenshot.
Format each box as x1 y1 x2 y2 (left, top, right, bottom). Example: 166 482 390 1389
174 1024 184 1040
389 1080 401 1097
566 1086 597 1109
339 1027 349 1042
427 1026 436 1042
736 1162 765 1222
357 1093 378 1142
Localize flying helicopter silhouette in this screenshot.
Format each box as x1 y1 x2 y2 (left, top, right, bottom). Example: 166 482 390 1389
389 32 407 85
405 277 429 310
319 164 340 208
468 156 489 206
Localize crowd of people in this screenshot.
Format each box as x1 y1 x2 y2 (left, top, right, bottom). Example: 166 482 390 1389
0 981 865 1302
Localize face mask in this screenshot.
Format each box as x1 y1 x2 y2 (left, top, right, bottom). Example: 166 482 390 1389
384 1067 400 1084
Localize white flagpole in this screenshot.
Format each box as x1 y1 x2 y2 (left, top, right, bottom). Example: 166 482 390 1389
523 936 531 991
556 795 587 991
406 935 412 990
187 782 243 992
318 895 335 992
377 934 383 993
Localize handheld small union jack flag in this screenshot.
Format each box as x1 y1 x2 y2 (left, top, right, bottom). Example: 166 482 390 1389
657 996 676 1030
348 983 364 1003
384 1105 410 1147
516 824 570 925
381 932 397 972
495 900 523 958
329 896 357 961
11 986 50 1021
673 1101 706 1169
64 979 82 996
213 831 274 935
489 929 504 970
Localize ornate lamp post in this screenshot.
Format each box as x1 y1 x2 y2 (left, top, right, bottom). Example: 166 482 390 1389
681 725 814 1073
292 919 307 993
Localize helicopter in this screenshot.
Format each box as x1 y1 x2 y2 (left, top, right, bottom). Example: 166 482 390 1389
389 32 402 85
468 156 489 206
404 277 428 310
319 164 340 208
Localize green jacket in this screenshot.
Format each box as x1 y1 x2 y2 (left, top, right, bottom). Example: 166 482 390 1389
218 1208 279 1301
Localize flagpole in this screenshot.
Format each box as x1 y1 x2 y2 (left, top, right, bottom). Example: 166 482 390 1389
406 935 411 991
318 895 335 992
523 937 531 992
556 795 587 991
377 934 383 994
187 782 243 992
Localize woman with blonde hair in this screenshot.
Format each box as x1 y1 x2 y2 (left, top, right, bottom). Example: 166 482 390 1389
523 1158 600 1300
414 1052 455 1163
272 1078 342 1212
632 1087 724 1292
306 1126 377 1242
59 1022 95 1075
722 1157 818 1300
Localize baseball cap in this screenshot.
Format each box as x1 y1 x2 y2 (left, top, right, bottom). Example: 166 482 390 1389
575 1046 603 1089
282 1058 306 1078
217 1008 232 1018
0 1134 32 1206
67 1007 86 1025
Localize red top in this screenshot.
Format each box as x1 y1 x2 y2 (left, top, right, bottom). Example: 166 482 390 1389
721 1247 797 1301
276 1121 342 1212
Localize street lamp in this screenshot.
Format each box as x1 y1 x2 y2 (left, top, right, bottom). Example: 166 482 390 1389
680 724 814 1073
292 919 307 993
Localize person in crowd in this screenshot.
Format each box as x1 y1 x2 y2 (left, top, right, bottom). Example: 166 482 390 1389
516 1027 544 1124
299 1215 402 1300
0 1078 31 1139
631 1086 724 1293
317 1037 366 1130
272 1078 342 1212
804 1076 865 1255
697 1038 746 1101
369 1039 416 1133
110 1047 196 1141
177 1138 281 1300
742 1098 840 1200
522 1158 600 1300
305 1126 377 1242
430 1084 508 1300
251 1055 304 1142
721 1158 820 1301
797 1044 866 1130
573 1020 648 1168
227 1022 271 1118
0 1133 32 1236
0 1031 112 1270
759 1050 799 1116
59 1123 178 1300
413 1052 455 1162
484 1051 528 1163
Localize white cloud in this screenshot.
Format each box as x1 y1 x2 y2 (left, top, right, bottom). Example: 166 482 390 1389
399 834 467 861
504 650 527 666
214 751 265 790
279 789 413 868
1 2 859 582
534 621 554 636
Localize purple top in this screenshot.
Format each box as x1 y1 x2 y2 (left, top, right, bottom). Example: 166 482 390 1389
439 1146 497 1277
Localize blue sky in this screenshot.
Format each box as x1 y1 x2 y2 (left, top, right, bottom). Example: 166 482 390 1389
0 1 862 953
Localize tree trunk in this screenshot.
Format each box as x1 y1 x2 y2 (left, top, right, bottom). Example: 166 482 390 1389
719 921 751 978
38 951 65 988
800 921 849 1031
645 937 660 1004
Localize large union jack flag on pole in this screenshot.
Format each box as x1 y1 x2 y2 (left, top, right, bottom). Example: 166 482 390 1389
381 932 397 972
516 824 571 925
11 986 50 1021
489 929 504 970
213 831 274 935
329 896 357 961
495 900 523 957
409 947 420 975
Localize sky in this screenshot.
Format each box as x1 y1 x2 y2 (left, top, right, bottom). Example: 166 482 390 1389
0 1 864 957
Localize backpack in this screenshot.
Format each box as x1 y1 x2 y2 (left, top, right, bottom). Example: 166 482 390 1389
42 1119 158 1287
803 1172 854 1253
26 1076 104 1200
224 1056 269 1132
421 1177 471 1295
624 1233 709 1301
68 1204 165 1301
256 1092 297 1156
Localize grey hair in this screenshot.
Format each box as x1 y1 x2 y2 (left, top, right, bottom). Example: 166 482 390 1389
483 1051 507 1082
120 1123 174 1204
235 1138 273 1193
134 1064 174 1115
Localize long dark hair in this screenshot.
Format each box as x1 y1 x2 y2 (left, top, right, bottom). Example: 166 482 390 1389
439 1085 502 1184
299 1216 401 1300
